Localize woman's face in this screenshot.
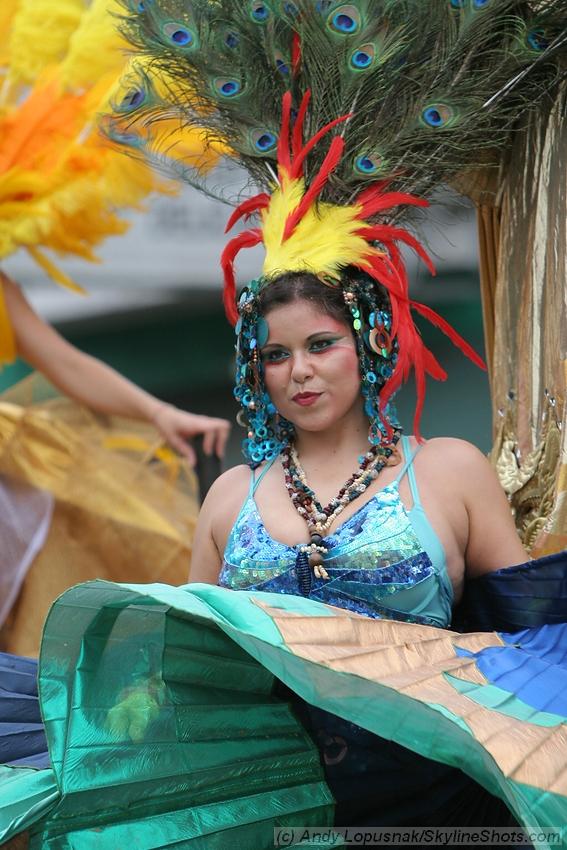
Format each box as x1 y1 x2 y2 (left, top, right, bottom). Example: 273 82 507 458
260 298 364 433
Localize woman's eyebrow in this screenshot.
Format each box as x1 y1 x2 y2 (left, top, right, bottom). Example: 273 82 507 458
306 330 342 341
261 330 341 349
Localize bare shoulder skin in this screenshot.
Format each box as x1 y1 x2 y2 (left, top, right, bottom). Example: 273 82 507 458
410 437 527 602
189 464 251 583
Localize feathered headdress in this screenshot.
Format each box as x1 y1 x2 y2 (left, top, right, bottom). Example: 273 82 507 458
0 0 221 364
112 0 565 447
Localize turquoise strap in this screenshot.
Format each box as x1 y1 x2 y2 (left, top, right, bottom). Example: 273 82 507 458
394 435 423 508
251 455 279 496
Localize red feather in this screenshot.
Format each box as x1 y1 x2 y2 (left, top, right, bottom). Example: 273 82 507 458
358 248 464 440
291 31 302 75
284 136 345 241
225 194 270 233
360 225 436 276
356 182 392 204
221 228 263 325
291 114 351 180
361 252 404 299
356 190 429 219
292 91 311 165
277 92 292 176
410 300 486 370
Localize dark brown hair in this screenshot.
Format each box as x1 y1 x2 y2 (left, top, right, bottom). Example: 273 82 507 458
256 271 352 325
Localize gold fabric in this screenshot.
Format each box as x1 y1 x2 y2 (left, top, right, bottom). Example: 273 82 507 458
477 82 567 555
0 375 199 656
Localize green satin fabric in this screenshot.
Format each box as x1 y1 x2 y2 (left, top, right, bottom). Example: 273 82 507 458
28 582 333 849
1 581 566 849
0 766 58 840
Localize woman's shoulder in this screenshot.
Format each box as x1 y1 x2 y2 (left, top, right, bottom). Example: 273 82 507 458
206 463 251 502
418 436 487 463
413 436 498 489
197 464 251 542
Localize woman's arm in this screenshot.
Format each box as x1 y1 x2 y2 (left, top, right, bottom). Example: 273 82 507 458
2 273 231 461
189 465 250 582
453 440 529 578
189 488 224 584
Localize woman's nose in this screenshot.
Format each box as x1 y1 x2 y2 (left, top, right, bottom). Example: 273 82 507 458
290 351 314 383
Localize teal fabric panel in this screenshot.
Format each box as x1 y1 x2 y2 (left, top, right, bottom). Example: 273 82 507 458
0 766 59 842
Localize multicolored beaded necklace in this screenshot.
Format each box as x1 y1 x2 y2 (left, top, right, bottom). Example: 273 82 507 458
281 431 401 593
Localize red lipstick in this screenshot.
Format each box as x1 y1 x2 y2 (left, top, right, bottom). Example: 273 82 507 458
292 392 321 406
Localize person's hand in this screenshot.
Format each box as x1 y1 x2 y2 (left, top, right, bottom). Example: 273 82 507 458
151 403 231 463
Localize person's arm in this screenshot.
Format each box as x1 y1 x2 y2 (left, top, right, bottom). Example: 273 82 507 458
2 273 231 461
453 440 529 578
189 465 250 582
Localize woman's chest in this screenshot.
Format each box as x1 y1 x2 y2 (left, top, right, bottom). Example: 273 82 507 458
220 492 453 626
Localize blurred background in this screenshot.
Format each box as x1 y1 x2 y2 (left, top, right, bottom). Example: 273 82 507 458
0 182 491 470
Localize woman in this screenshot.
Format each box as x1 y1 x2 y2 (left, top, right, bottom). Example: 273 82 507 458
2 3 566 846
192 273 526 595
189 269 529 829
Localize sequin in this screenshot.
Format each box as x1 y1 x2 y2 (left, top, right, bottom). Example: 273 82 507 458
220 480 453 627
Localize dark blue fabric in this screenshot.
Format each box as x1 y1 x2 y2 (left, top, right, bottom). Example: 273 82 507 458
461 550 567 631
0 652 49 769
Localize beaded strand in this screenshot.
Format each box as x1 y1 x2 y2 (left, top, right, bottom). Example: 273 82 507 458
281 431 401 580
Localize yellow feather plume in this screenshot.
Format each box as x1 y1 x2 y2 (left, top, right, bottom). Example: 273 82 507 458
0 0 221 315
59 0 126 90
0 0 19 70
7 0 84 89
262 176 370 280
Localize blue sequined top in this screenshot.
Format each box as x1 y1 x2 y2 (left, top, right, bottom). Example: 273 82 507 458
220 436 453 627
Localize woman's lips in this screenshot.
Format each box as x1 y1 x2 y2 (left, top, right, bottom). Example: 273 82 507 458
292 392 322 406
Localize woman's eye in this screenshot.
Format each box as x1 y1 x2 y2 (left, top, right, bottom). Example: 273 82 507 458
262 348 288 363
310 338 335 352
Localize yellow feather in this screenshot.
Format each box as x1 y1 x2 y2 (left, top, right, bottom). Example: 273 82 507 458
8 0 84 88
27 247 87 293
59 0 127 91
0 0 19 33
0 0 19 73
262 176 370 279
0 0 222 293
0 170 58 259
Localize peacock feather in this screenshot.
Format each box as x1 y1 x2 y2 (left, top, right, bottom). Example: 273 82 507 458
109 0 565 436
112 0 566 206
